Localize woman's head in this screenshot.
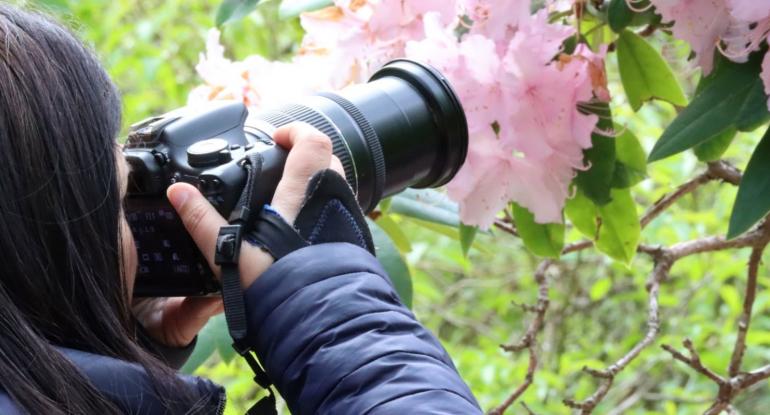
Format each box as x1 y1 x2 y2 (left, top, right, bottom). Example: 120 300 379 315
0 3 132 346
0 4 187 413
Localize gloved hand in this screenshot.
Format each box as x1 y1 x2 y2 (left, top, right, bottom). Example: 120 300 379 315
244 166 374 261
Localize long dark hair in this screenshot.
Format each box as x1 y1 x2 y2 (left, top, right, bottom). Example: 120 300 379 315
0 5 200 413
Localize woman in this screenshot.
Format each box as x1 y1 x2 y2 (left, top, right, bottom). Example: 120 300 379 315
0 4 480 414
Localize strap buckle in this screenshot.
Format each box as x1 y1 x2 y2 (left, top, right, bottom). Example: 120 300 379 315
215 225 243 265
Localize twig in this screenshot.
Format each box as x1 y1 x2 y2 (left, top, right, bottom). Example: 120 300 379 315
564 251 671 413
660 220 770 413
494 218 519 237
562 240 593 254
727 243 767 376
560 218 769 413
488 160 753 413
520 401 536 415
561 162 742 257
487 260 552 415
661 339 723 384
640 161 740 228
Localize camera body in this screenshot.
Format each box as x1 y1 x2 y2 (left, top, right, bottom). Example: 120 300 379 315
125 102 288 297
125 59 468 298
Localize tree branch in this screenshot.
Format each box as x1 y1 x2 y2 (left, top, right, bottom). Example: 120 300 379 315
641 161 740 228
564 251 671 413
659 220 770 414
489 160 757 413
487 260 552 415
727 242 768 376
661 339 724 384
494 218 519 237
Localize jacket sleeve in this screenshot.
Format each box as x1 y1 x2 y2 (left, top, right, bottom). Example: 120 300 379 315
243 242 482 415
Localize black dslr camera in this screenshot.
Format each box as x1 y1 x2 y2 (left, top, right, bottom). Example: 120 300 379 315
124 60 468 297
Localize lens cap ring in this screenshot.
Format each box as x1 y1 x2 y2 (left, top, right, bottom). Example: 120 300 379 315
370 60 469 188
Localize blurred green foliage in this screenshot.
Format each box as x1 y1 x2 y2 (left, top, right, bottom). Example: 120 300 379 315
16 0 770 413
16 0 301 135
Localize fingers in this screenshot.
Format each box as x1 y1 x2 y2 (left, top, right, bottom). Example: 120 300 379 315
179 296 224 320
165 122 340 290
272 122 334 223
330 155 346 179
166 182 226 275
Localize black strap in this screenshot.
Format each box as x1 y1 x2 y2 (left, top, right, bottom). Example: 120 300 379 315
245 208 309 260
215 154 277 415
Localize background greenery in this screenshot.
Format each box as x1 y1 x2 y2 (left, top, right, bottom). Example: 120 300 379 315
15 0 770 413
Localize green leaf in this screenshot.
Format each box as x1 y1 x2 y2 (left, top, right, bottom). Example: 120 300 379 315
181 315 230 374
596 188 640 264
575 103 616 205
616 30 688 111
728 126 770 238
649 52 765 162
216 0 260 26
368 219 413 307
378 197 392 214
279 0 333 18
459 223 478 257
608 0 634 32
589 278 612 300
565 188 599 238
375 214 412 253
404 217 461 239
389 189 460 228
735 76 770 131
32 0 70 12
719 285 742 315
693 127 737 162
512 203 564 258
611 125 647 188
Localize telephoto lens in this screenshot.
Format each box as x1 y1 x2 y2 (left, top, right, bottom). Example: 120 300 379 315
247 59 468 212
125 59 468 296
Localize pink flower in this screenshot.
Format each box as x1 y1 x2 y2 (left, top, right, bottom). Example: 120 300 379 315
446 134 576 228
408 8 601 226
647 0 770 73
299 0 459 87
189 29 328 109
192 2 606 227
459 0 530 51
726 0 770 22
649 0 731 75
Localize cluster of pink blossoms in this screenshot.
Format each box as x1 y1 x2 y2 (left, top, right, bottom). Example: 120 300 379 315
189 0 608 228
640 0 770 104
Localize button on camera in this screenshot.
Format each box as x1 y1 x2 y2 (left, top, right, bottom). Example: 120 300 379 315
187 138 232 167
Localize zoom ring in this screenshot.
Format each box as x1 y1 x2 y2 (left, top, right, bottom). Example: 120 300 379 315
259 106 358 194
318 92 386 212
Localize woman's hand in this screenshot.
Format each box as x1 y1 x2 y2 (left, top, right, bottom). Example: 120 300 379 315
133 296 223 348
133 123 340 348
167 122 343 290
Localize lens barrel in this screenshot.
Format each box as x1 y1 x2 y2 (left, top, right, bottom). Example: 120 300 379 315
249 59 468 212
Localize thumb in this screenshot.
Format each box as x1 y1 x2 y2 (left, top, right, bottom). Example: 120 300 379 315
166 182 226 275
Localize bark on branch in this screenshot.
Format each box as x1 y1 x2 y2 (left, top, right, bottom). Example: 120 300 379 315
489 160 770 414
563 250 672 414
661 222 770 415
487 260 552 415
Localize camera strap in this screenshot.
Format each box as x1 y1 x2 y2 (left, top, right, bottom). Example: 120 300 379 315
215 153 277 415
215 156 375 415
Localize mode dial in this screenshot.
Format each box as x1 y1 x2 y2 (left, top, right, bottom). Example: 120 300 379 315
187 138 232 167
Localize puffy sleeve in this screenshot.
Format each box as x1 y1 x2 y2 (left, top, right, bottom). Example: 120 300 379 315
242 242 482 415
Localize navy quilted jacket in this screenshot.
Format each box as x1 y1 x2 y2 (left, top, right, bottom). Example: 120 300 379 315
0 242 481 414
